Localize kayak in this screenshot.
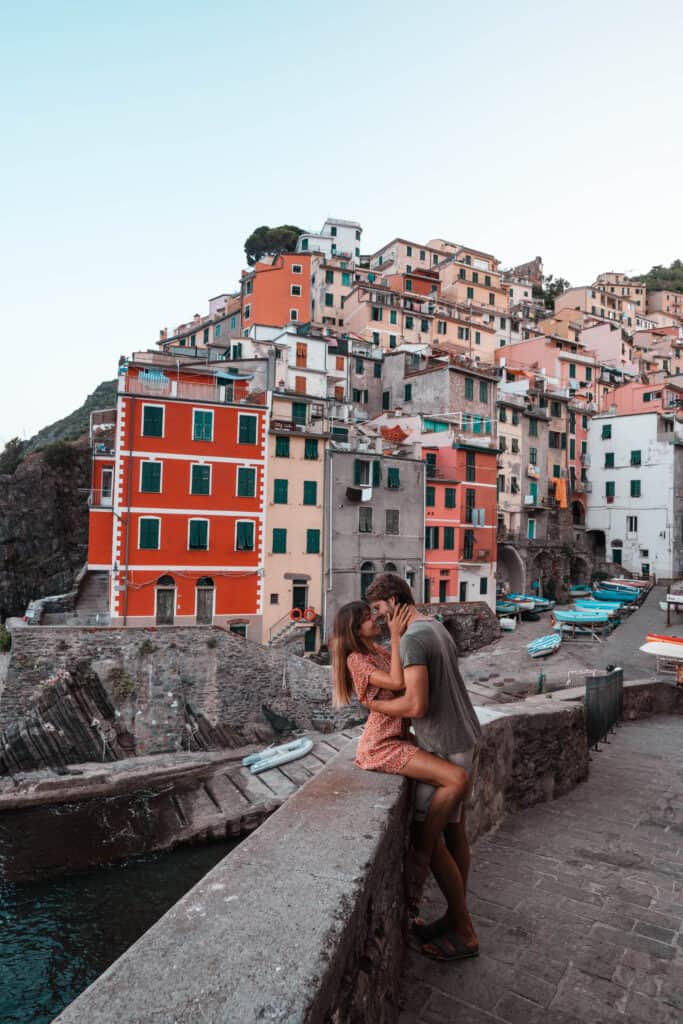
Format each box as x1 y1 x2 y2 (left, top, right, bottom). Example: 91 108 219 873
527 634 562 658
496 601 518 614
242 736 314 775
593 589 639 603
595 583 640 597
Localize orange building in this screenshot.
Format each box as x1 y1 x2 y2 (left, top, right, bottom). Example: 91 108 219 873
241 253 312 330
87 359 268 635
423 443 498 606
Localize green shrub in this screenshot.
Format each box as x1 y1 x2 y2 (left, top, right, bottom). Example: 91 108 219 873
0 625 11 652
42 441 81 472
108 667 135 701
138 638 156 657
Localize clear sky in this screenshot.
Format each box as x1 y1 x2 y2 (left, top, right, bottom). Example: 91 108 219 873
2 0 683 444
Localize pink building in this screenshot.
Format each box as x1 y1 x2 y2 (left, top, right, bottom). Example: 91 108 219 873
600 380 683 415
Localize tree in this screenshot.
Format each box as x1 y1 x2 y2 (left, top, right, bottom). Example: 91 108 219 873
0 438 26 475
638 259 683 294
244 224 304 266
532 274 571 310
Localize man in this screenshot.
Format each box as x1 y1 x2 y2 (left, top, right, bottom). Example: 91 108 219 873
365 572 481 960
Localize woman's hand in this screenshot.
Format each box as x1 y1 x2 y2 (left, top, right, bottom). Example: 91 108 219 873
387 603 412 642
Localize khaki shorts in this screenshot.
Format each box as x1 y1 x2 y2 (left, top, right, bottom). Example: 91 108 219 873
413 746 479 824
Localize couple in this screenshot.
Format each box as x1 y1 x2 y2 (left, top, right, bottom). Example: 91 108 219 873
332 572 481 962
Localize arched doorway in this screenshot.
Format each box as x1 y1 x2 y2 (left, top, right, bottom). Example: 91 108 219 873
156 575 175 625
529 550 557 599
571 500 585 527
586 530 606 561
496 544 525 594
196 577 214 624
360 561 375 599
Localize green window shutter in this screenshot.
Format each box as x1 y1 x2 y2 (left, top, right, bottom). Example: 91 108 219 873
189 520 208 549
465 378 474 400
601 424 612 440
467 287 474 299
374 363 381 378
272 528 287 553
193 410 213 441
444 526 455 550
445 487 456 508
406 316 414 329
275 436 290 457
142 406 163 437
303 481 317 505
420 319 429 332
306 529 320 554
606 481 615 498
191 464 210 495
569 363 576 378
630 480 641 497
553 464 561 478
236 521 254 550
390 309 397 324
389 335 397 348
382 391 390 410
404 384 412 401
139 518 159 549
605 452 614 468
273 478 288 504
631 450 641 465
387 467 400 488
239 415 257 444
304 439 318 459
479 381 488 402
325 269 334 283
426 486 435 507
475 331 481 345
372 460 381 486
341 272 351 286
141 462 161 492
237 467 256 497
292 403 306 425
354 459 363 485
325 293 334 307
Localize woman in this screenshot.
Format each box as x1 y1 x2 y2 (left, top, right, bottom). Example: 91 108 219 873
331 600 469 925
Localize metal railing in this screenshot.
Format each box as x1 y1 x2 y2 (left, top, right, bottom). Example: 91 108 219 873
585 668 623 750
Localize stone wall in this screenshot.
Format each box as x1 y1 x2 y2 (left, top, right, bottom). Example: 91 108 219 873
416 600 500 653
52 695 590 1024
1 625 362 758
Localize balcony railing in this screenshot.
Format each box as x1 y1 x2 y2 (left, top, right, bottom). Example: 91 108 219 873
270 418 327 435
89 490 113 508
120 374 266 406
460 548 490 562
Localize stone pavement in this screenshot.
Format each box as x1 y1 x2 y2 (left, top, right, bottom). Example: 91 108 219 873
399 715 683 1023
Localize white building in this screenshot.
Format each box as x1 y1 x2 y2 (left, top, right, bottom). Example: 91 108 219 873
297 218 362 261
586 411 683 579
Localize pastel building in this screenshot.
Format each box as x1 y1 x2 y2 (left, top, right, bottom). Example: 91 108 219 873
297 218 362 261
555 286 639 332
87 358 268 635
241 253 312 331
647 290 683 321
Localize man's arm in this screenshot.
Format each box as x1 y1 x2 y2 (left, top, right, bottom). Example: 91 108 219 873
367 664 429 718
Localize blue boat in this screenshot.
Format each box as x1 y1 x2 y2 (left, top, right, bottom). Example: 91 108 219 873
242 736 314 775
574 599 622 616
570 585 592 598
594 588 638 603
527 634 562 658
553 608 611 624
599 581 640 596
496 600 518 614
509 593 555 611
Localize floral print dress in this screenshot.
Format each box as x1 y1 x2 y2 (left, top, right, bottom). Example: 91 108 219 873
347 647 418 774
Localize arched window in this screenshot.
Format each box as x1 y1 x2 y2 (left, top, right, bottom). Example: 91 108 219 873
360 561 375 599
384 562 398 572
157 574 174 586
156 575 175 625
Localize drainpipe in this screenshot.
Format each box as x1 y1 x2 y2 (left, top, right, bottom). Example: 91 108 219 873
122 397 135 625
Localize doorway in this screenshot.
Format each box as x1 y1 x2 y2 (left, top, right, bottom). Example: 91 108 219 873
156 575 175 625
196 577 214 624
439 579 448 603
292 583 308 612
459 581 467 603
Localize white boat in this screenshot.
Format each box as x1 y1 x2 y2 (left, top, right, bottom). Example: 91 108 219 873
242 736 314 775
527 634 562 658
499 617 517 631
639 640 683 662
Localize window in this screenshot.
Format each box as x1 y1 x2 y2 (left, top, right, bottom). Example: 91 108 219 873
390 309 397 325
437 320 447 335
553 463 561 478
467 287 474 300
141 461 161 493
387 467 400 489
215 323 221 338
404 384 412 401
604 452 614 468
289 309 298 321
529 447 538 466
374 363 381 378
406 278 413 291
304 439 319 460
325 269 334 284
306 529 320 554
569 438 576 459
480 578 488 595
465 488 475 523
292 402 306 425
324 293 333 307
292 264 302 274
630 480 641 498
291 284 302 296
475 331 481 345
273 478 288 504
464 378 474 400
631 450 641 466
238 414 258 444
479 381 488 402
419 249 425 261
406 245 412 256
191 408 213 442
463 529 474 559
549 432 559 449
489 293 495 305
341 271 351 286
303 481 317 505
457 327 470 341
373 332 381 345
466 452 476 482
445 487 456 508
360 561 375 598
511 438 519 453
601 423 612 440
627 515 638 533
244 304 251 320
237 467 256 497
511 476 519 494
142 405 163 437
386 509 399 534
139 518 160 549
359 506 373 533
472 271 479 284
235 521 255 551
189 519 208 550
568 363 576 379
295 342 307 368
354 460 370 486
527 518 536 541
356 357 365 374
551 401 562 418
586 366 593 381
301 238 308 250
498 474 505 493
330 226 337 236
275 436 290 458
444 526 455 550
426 486 436 507
499 407 507 423
425 526 439 549
421 319 429 333
272 528 287 553
529 418 538 437
372 306 383 321
606 481 615 498
405 315 414 329
231 342 242 359
190 464 210 495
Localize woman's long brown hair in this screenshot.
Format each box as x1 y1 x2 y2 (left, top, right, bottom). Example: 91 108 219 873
331 601 374 707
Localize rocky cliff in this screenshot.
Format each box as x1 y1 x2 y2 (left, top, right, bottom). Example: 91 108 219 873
0 381 116 620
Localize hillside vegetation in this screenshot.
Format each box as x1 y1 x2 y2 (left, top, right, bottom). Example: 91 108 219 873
637 259 683 294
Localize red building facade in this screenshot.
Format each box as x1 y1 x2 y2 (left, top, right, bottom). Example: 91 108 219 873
88 361 267 635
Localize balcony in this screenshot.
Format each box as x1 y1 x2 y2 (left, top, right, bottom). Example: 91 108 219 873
89 489 113 508
270 418 327 435
460 548 490 562
120 373 266 406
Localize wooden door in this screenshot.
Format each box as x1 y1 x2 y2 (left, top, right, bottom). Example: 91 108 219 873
196 587 213 624
156 588 175 625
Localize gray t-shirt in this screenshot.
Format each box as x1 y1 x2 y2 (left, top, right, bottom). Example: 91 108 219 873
400 618 482 756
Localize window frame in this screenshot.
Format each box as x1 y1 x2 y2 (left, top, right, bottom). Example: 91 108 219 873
141 403 164 438
140 460 162 493
190 462 211 496
238 413 258 445
235 519 256 552
236 466 257 498
188 518 209 551
138 516 160 550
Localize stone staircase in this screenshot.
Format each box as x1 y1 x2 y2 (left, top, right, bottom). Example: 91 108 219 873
74 571 110 625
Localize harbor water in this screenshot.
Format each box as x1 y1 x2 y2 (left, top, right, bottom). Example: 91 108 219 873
0 840 237 1024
